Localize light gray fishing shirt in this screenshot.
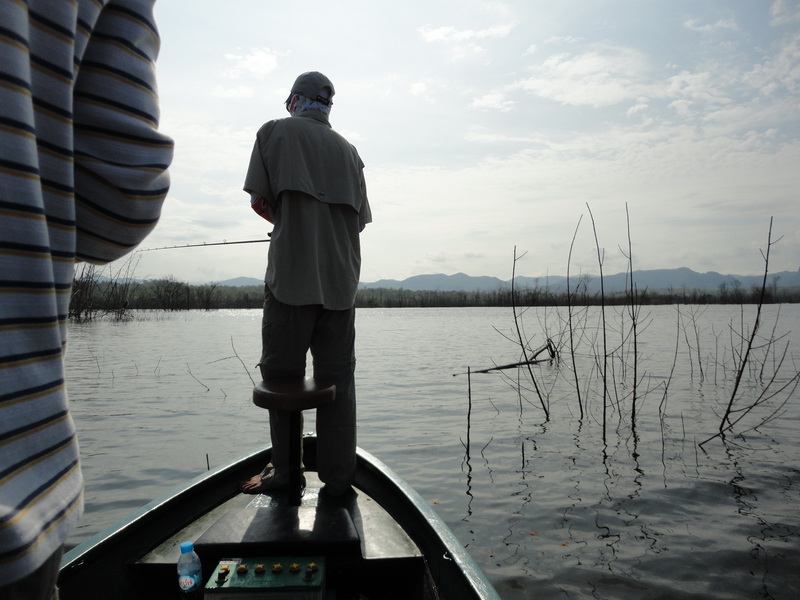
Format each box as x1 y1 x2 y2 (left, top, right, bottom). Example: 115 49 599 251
244 111 372 309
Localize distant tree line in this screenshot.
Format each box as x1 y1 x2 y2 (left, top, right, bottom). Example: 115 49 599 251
355 283 799 308
70 265 261 321
69 264 799 321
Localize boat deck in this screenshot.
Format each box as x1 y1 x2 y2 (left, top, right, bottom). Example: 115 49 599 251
139 473 421 566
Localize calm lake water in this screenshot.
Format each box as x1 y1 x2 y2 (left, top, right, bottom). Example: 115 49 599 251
64 305 800 599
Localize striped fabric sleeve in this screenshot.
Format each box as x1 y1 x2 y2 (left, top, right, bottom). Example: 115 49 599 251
72 0 174 263
0 0 172 586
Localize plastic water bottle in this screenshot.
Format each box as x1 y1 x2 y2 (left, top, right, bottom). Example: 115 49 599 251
177 541 203 598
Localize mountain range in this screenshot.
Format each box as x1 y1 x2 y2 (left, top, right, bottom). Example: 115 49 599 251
219 267 800 294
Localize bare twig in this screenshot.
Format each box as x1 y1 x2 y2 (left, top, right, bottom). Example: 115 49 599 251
511 246 549 420
624 203 640 430
231 337 256 385
720 219 773 429
587 204 608 445
187 363 210 392
566 215 585 419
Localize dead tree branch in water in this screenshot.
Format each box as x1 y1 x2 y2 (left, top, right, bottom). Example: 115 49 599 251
453 341 557 376
621 203 641 432
566 215 585 419
699 218 799 447
512 247 549 420
724 221 774 426
587 205 609 446
187 363 210 392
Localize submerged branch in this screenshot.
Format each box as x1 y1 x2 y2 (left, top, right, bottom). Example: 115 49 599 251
454 340 557 376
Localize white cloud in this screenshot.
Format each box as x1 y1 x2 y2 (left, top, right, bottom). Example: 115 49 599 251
224 48 279 79
770 0 800 26
544 35 585 45
469 92 514 111
410 81 428 96
626 102 649 118
744 32 800 95
212 85 254 99
452 45 487 60
417 21 517 61
683 17 739 33
515 45 650 107
417 23 516 43
664 70 732 106
478 1 515 21
463 131 540 143
668 99 692 116
477 23 517 39
418 25 460 42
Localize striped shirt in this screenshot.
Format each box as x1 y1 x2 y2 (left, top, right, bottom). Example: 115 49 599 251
0 0 172 585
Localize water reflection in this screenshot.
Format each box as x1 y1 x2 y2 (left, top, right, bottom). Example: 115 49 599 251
458 303 800 598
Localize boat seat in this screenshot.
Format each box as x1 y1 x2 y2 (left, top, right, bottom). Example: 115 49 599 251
252 378 336 505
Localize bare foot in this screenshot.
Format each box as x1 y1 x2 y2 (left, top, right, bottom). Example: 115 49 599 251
239 472 292 494
238 462 306 494
238 462 274 493
239 474 265 493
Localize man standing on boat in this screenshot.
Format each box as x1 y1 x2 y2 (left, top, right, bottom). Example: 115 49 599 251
242 71 372 497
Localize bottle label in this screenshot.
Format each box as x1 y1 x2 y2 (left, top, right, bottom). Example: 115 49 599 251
178 574 200 591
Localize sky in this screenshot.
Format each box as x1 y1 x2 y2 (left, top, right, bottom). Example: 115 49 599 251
123 0 800 284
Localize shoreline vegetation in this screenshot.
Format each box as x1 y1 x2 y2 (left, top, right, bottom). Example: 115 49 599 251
70 263 799 320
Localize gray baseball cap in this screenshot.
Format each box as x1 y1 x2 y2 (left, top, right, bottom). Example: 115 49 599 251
285 71 335 106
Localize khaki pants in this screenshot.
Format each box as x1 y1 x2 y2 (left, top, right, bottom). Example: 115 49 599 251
0 548 62 600
260 287 357 493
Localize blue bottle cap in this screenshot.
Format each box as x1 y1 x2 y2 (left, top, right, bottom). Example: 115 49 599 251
180 541 194 554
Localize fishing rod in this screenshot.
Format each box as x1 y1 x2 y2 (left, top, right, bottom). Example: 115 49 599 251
138 237 270 252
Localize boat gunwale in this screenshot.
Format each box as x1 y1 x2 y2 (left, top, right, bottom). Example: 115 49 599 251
352 445 500 600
